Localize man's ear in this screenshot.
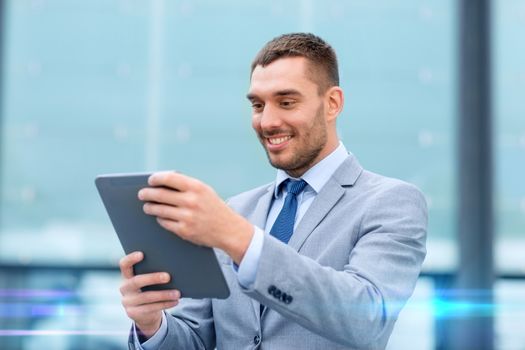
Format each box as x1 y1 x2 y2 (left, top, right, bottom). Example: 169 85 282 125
325 86 344 122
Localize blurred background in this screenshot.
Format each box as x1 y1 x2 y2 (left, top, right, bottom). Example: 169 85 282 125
0 0 523 349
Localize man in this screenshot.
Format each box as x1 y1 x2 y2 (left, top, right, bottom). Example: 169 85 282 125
119 33 427 349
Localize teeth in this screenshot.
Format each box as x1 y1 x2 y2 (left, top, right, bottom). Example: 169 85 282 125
268 136 291 145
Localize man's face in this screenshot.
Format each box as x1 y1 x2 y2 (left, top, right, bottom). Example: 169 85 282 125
247 57 332 177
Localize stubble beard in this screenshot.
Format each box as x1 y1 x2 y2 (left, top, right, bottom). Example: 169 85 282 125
261 104 327 177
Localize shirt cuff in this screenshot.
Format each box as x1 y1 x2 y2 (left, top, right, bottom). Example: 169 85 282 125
133 311 168 350
235 226 264 288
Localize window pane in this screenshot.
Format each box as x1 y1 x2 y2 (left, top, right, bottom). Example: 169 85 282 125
495 280 525 349
0 0 152 264
0 0 457 269
0 269 128 349
494 0 525 273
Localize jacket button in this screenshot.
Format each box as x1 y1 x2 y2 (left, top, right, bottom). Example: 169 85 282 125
274 289 281 299
285 295 293 304
281 292 288 302
253 335 261 345
268 285 276 295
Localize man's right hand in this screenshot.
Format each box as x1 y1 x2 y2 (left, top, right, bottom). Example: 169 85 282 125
119 251 181 339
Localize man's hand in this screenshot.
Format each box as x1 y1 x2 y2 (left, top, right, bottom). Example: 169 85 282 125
138 171 254 264
119 251 181 339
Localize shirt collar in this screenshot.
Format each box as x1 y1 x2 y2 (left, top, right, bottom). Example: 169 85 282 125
273 142 349 198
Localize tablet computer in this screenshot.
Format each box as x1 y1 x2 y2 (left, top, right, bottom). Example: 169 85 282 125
95 172 230 299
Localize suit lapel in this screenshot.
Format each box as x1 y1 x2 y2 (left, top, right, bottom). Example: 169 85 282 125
288 178 344 251
250 184 274 230
246 184 274 321
288 155 363 252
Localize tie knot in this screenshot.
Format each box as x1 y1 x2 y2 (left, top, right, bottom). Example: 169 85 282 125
285 179 307 196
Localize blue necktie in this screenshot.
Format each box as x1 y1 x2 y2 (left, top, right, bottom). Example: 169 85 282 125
270 179 308 244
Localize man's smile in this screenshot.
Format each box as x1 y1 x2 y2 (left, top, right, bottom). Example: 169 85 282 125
264 135 293 151
267 136 292 145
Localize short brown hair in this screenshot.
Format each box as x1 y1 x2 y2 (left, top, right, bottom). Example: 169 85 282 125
251 33 339 94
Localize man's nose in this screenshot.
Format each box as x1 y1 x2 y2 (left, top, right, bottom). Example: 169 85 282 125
259 104 283 130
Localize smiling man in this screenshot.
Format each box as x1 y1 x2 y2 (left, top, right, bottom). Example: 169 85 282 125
119 33 427 350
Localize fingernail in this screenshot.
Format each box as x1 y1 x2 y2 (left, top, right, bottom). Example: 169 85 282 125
137 190 143 200
135 252 143 258
148 174 156 185
161 273 170 282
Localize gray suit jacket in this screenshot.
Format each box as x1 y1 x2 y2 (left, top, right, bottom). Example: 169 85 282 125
132 154 427 349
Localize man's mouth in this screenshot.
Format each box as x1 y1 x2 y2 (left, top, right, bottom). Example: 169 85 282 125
267 136 291 145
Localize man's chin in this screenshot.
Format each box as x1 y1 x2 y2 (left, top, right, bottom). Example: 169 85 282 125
267 156 290 171
268 159 285 170
267 157 297 172
265 151 306 173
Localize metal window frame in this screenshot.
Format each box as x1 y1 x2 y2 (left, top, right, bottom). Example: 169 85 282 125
449 0 495 349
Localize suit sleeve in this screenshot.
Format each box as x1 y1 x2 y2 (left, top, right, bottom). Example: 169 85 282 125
149 298 216 350
131 312 168 349
240 182 427 348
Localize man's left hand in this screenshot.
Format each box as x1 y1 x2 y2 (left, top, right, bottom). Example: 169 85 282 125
138 171 254 264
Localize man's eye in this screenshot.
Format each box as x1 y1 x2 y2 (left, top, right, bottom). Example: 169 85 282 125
252 103 264 111
280 100 295 108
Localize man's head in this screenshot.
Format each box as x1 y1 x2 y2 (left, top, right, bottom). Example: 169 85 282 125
248 33 344 177
251 33 339 95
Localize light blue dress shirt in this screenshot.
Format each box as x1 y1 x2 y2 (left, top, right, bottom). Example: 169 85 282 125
135 142 349 349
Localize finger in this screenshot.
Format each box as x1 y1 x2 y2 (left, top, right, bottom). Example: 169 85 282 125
119 251 143 279
137 187 184 206
148 171 196 192
123 289 181 308
126 300 180 319
143 203 185 221
157 217 183 235
121 272 171 294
